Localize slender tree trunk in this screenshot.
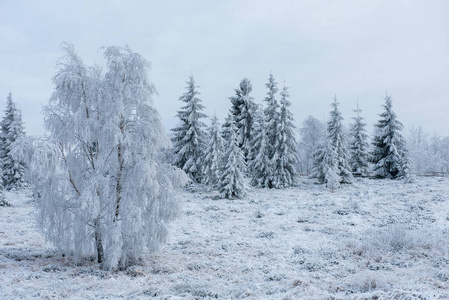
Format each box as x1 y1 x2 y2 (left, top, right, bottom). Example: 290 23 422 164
94 217 104 263
114 115 125 222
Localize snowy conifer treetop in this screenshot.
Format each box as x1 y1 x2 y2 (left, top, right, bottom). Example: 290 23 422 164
229 78 256 160
171 76 208 183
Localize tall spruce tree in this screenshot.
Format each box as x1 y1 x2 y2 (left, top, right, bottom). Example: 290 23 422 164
171 76 208 182
249 107 270 187
326 96 353 183
270 85 299 188
261 73 280 188
218 116 246 199
203 115 225 187
371 94 409 179
349 102 370 176
229 78 256 159
0 93 26 190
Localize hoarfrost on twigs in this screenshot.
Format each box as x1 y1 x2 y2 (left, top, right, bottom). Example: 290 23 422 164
18 43 187 270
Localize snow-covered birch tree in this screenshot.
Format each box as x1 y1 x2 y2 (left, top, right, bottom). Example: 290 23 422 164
171 76 208 183
19 43 186 270
0 93 26 190
349 102 370 176
407 126 449 175
298 116 325 175
371 94 409 179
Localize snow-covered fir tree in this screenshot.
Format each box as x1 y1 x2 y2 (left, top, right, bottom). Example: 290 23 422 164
248 106 270 187
371 94 409 179
270 85 299 188
18 43 187 270
311 137 340 189
298 115 325 175
221 112 234 141
229 78 256 159
171 76 208 183
218 115 246 199
260 73 281 188
0 93 26 190
202 115 225 187
349 102 370 176
314 96 353 184
328 96 353 183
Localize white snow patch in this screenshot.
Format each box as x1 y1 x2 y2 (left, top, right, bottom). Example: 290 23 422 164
1 177 449 299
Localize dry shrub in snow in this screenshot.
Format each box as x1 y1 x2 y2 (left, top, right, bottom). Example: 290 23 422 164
356 224 449 257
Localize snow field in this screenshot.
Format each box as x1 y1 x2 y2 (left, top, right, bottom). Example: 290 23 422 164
1 177 449 299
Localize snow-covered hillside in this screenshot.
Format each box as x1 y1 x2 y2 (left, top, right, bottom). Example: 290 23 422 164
1 177 449 299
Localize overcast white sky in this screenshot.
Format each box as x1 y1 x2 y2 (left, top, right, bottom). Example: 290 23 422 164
0 0 448 137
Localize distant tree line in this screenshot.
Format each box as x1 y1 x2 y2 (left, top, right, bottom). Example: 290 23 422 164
170 74 449 196
171 74 299 198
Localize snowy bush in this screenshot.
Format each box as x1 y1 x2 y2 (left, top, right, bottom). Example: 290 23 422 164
356 224 449 258
371 224 414 252
0 193 10 207
347 271 384 293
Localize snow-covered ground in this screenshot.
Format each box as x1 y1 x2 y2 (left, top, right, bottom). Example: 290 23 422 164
1 177 449 299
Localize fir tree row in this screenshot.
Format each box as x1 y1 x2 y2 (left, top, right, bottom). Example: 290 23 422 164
171 74 412 194
171 73 299 198
310 94 411 190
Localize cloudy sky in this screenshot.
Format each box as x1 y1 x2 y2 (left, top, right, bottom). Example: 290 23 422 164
0 0 448 137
